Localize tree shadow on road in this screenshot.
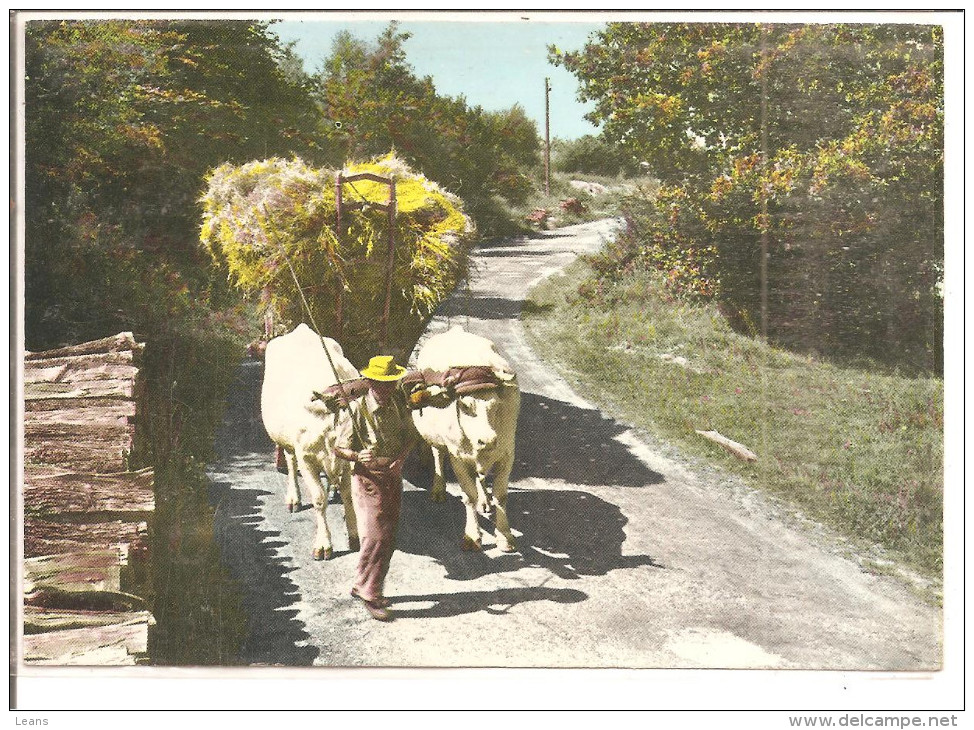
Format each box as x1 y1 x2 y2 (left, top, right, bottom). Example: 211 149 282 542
209 471 320 666
207 363 320 665
474 247 568 258
390 585 587 619
513 392 664 488
396 485 662 583
436 294 526 321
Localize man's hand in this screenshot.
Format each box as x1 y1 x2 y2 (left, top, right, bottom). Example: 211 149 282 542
356 449 395 474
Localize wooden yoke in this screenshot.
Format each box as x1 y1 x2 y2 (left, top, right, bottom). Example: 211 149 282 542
311 366 503 413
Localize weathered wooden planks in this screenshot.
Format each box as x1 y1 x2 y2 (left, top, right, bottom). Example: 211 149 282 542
24 550 123 594
24 465 154 514
24 350 138 383
24 379 135 401
24 331 140 361
24 519 149 560
24 400 136 426
25 395 138 415
24 606 153 636
22 332 155 665
23 612 154 666
24 432 132 474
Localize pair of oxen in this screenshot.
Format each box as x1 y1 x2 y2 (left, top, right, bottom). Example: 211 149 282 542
261 323 520 560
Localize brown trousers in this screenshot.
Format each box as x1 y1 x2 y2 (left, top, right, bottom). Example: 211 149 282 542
350 464 403 602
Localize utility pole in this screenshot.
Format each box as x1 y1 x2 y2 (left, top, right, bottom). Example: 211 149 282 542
544 77 551 196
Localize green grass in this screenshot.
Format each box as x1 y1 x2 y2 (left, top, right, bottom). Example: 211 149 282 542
522 260 944 582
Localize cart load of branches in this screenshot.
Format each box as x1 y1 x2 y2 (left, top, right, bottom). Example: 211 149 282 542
199 153 473 364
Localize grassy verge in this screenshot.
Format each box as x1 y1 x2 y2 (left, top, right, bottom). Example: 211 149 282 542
142 325 250 664
521 259 944 586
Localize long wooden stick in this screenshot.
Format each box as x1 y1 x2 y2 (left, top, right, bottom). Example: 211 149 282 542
695 429 758 462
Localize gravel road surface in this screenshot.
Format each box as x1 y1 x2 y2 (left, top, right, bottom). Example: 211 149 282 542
206 218 941 669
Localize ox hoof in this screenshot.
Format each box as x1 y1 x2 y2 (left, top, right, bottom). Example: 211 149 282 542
348 538 361 552
497 540 517 553
287 502 300 514
312 547 333 561
461 536 483 552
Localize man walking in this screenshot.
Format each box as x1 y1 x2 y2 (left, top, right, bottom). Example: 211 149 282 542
334 355 418 621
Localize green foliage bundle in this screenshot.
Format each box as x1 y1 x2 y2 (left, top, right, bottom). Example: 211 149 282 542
554 23 944 373
199 153 472 363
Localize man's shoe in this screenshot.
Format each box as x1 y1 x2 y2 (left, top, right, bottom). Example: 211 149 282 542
351 587 392 620
362 599 393 622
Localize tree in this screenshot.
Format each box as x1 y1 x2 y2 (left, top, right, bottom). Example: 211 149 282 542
312 23 541 236
552 134 640 177
24 19 325 349
553 23 943 372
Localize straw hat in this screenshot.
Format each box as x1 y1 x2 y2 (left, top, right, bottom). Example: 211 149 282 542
360 355 407 382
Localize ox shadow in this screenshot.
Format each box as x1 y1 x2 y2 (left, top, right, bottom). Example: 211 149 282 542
390 585 587 620
395 483 662 583
513 391 664 488
204 360 319 666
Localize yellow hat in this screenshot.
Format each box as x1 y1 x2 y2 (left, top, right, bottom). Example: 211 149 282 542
360 355 407 381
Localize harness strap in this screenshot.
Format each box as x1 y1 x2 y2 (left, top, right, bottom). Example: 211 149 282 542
313 378 370 410
410 366 500 392
313 366 504 411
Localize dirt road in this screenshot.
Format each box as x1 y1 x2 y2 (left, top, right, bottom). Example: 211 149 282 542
206 218 941 669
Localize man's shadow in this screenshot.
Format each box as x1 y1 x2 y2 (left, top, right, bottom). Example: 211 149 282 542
390 585 587 619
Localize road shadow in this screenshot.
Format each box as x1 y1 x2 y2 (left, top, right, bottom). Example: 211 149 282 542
212 359 272 459
436 294 525 321
513 392 664 487
396 484 662 582
474 247 566 258
206 361 319 666
209 472 319 666
390 585 587 619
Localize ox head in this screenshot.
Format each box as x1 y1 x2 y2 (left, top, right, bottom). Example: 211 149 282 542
454 369 516 458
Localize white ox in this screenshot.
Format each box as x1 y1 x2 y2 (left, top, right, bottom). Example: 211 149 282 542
412 326 520 552
261 323 360 560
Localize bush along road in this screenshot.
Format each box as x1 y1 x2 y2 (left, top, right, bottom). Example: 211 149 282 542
205 218 940 669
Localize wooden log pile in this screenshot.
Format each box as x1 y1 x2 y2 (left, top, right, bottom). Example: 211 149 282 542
22 332 155 665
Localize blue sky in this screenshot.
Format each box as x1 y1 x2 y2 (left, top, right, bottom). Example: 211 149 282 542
271 19 605 141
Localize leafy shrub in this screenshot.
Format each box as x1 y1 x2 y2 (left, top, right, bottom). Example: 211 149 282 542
525 208 551 228
552 134 640 177
560 197 586 215
555 23 944 374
